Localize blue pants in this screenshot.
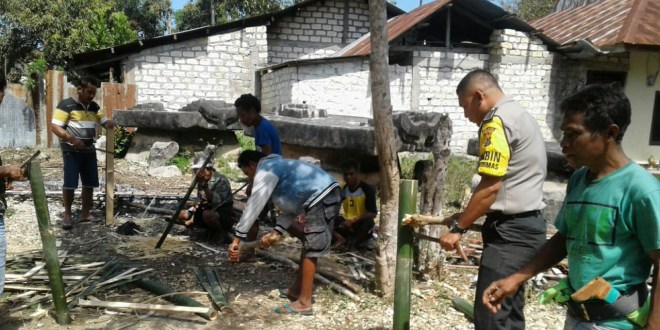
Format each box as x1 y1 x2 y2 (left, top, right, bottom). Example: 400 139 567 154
63 152 99 189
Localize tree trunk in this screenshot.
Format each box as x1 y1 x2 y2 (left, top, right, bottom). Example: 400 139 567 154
368 0 400 298
416 116 452 279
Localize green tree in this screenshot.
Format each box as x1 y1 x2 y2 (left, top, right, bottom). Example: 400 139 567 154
0 0 145 81
497 0 555 22
86 6 138 50
115 0 172 38
174 0 287 32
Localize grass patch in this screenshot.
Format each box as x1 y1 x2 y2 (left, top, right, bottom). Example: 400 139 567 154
398 153 476 210
444 156 477 209
167 150 193 173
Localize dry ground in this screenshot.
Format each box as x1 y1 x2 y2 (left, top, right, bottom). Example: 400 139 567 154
0 147 566 329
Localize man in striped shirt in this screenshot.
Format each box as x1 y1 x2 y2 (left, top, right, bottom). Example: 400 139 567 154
51 76 114 229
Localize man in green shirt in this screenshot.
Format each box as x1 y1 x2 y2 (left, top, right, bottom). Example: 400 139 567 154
482 84 660 330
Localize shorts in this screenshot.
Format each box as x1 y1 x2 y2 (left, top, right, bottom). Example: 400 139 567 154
63 152 99 189
301 188 341 258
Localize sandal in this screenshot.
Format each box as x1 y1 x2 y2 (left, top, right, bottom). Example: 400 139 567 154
279 289 314 303
274 303 314 316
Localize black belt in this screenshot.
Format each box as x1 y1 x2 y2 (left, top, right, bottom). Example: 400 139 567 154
566 284 648 322
487 210 540 220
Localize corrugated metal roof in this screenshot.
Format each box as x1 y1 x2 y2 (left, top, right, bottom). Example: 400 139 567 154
339 0 451 57
335 0 557 58
532 0 660 48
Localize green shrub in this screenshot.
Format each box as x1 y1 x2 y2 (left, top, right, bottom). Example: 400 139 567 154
235 131 255 153
167 150 193 173
215 155 246 182
113 125 133 158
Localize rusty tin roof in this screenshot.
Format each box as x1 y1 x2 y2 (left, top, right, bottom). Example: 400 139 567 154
532 0 660 48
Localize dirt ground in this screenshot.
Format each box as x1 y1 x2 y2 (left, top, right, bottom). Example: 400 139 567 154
0 147 566 329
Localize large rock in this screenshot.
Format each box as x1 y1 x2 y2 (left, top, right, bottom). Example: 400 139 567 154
149 141 179 168
148 165 182 178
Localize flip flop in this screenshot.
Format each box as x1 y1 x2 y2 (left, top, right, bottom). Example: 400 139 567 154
278 289 314 303
279 288 296 301
274 303 313 316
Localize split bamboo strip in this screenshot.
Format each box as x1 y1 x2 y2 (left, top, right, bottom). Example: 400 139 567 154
77 299 215 316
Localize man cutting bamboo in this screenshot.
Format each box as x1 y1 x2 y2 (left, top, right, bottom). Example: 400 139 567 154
228 150 340 315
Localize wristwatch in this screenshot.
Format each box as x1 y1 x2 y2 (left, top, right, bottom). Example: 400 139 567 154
449 221 468 235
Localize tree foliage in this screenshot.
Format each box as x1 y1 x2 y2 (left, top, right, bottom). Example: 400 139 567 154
0 0 169 81
174 0 294 32
498 0 555 22
115 0 172 38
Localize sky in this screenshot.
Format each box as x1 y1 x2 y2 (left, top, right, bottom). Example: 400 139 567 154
171 0 439 12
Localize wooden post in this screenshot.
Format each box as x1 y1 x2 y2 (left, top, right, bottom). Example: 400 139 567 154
368 0 400 298
393 179 418 330
105 127 115 226
28 162 70 324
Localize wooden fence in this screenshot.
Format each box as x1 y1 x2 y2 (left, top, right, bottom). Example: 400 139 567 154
3 70 136 148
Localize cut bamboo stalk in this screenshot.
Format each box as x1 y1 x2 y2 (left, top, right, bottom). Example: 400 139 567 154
284 256 364 294
451 297 474 322
402 213 482 232
29 161 70 325
134 278 217 320
255 249 360 301
77 299 215 316
393 179 417 330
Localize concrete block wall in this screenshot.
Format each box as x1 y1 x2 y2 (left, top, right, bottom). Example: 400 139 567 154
124 26 267 111
488 29 556 141
413 47 489 153
267 0 370 64
261 57 414 117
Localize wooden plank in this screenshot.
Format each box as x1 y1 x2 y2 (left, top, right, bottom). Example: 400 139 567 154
105 127 115 226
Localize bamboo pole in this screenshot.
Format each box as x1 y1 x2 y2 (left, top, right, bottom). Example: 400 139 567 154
451 297 474 322
105 127 115 225
155 150 214 248
134 278 217 320
393 179 417 330
28 161 70 324
255 250 361 301
77 299 214 315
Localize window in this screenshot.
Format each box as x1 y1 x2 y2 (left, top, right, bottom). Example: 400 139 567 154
586 70 627 87
650 92 660 145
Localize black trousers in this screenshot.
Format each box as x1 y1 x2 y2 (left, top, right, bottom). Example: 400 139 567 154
474 212 547 330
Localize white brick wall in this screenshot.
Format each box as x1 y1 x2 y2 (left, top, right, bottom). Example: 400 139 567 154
260 48 488 155
124 26 268 111
267 0 371 64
